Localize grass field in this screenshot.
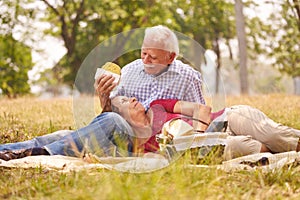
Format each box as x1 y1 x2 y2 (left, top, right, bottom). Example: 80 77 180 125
0 94 300 199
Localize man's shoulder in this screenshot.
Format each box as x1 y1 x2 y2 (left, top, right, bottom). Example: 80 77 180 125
172 60 200 75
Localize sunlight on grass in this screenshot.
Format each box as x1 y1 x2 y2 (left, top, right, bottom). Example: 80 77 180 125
0 97 74 143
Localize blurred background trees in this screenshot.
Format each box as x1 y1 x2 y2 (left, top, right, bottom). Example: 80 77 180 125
0 0 34 97
0 0 299 97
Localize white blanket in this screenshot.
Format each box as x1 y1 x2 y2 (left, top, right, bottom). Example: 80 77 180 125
1 132 299 173
1 151 299 173
0 155 169 173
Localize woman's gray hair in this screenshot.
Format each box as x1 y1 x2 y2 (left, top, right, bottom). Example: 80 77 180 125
111 104 120 114
144 25 179 56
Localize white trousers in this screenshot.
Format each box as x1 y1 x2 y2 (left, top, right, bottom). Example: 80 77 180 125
223 105 300 160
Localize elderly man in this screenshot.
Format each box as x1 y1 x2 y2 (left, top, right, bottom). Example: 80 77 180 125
95 25 205 111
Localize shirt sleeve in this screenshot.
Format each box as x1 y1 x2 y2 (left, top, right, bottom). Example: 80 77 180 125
187 71 206 105
177 61 206 105
150 99 178 112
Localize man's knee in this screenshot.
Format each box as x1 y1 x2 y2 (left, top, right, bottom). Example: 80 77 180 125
223 135 262 160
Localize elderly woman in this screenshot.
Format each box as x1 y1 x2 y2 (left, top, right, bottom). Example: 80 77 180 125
110 96 212 154
111 96 300 160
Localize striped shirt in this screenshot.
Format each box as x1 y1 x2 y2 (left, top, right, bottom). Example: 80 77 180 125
112 59 205 110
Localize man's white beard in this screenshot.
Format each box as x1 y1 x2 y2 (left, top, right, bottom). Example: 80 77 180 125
144 63 168 75
144 64 157 68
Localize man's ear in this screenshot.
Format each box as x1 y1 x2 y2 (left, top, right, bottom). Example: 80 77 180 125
167 52 176 64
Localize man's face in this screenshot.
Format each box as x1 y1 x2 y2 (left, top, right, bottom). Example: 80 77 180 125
141 48 175 75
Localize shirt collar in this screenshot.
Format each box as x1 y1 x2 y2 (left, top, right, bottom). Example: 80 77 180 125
167 60 181 74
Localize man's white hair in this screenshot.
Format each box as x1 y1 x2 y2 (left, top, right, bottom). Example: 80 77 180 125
143 25 179 56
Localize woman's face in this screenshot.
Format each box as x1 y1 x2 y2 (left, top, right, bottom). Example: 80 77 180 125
111 96 146 124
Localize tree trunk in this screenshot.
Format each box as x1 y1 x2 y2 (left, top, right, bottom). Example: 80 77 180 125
294 76 300 95
214 38 221 94
235 0 248 94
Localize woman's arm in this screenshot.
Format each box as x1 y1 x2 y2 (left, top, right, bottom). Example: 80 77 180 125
173 101 212 132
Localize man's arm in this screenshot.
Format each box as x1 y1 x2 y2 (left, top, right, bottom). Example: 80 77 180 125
94 74 116 112
173 101 211 132
186 72 206 105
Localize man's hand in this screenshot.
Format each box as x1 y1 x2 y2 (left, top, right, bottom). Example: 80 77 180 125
94 74 116 112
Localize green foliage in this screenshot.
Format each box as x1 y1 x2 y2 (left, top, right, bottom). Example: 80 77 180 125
169 0 236 60
268 1 300 77
254 75 286 94
2 0 299 95
0 0 38 97
38 0 238 92
40 0 173 91
247 1 300 78
0 34 32 97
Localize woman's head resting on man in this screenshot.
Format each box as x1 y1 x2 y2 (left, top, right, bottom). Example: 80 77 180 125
111 96 147 126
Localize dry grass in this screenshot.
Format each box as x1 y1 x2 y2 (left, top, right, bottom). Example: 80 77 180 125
225 94 300 129
0 97 74 144
0 94 300 199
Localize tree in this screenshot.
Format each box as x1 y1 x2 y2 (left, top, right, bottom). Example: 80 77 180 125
169 0 236 94
235 0 249 94
0 35 32 97
247 0 300 95
40 0 172 93
268 0 300 94
0 0 34 97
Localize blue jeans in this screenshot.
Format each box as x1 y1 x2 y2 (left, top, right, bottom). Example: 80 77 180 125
0 112 134 157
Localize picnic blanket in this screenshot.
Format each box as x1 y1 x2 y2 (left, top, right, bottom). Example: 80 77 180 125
1 132 299 173
188 151 300 172
0 155 169 173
